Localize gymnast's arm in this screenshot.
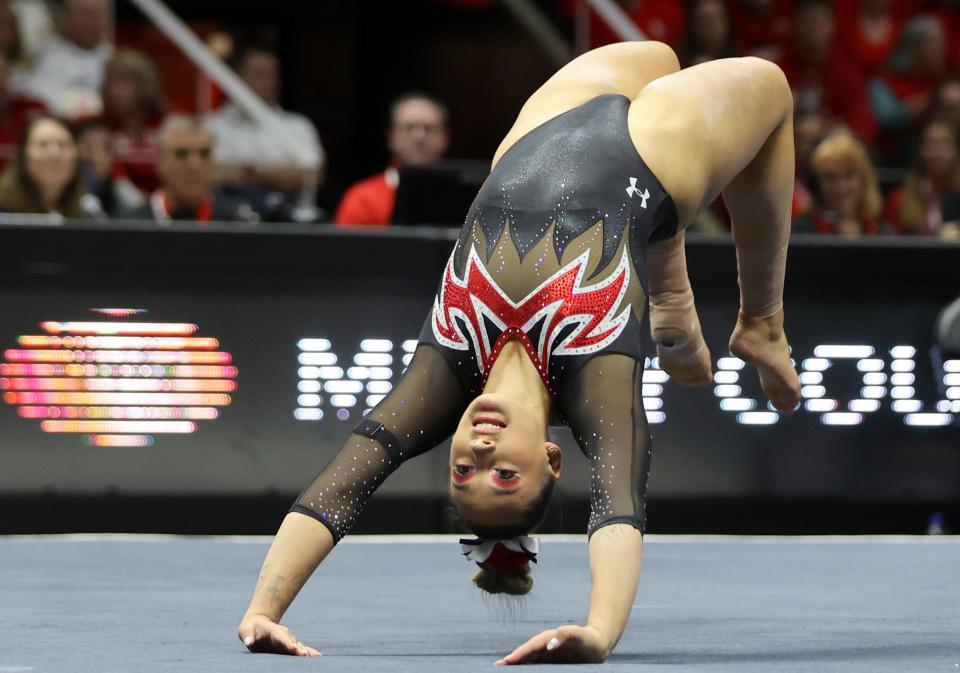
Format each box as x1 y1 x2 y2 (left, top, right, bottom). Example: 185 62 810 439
238 345 467 655
500 353 649 664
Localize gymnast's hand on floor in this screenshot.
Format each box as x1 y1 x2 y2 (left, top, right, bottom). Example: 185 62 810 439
728 308 801 413
495 624 608 665
237 613 322 656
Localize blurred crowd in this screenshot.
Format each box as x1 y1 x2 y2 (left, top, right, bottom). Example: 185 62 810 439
575 0 960 239
0 0 958 239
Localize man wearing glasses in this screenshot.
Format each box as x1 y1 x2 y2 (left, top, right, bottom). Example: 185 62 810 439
125 115 256 223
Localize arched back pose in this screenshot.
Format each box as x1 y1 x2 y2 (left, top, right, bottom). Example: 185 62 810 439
238 42 802 664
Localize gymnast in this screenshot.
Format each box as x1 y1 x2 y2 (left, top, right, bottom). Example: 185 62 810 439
237 41 802 663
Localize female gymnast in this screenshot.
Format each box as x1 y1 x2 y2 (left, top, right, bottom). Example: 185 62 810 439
237 41 802 664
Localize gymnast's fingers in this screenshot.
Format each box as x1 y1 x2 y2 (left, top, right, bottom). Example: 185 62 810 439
496 629 555 665
271 625 307 656
302 644 323 656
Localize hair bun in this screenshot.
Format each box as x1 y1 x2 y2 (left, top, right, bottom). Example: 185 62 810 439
472 566 533 596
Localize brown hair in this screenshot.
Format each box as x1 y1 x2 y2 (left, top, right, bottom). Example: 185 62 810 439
809 131 882 222
898 120 960 233
0 115 87 217
452 479 555 596
103 49 167 119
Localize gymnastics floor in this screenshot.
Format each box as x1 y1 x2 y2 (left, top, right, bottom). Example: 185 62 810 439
2 535 958 672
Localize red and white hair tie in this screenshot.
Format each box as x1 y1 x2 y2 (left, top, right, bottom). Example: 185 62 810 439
459 536 540 571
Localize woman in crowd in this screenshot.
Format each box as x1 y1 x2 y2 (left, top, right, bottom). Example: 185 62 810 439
794 130 885 236
885 118 960 236
101 48 166 194
236 42 802 663
0 113 86 216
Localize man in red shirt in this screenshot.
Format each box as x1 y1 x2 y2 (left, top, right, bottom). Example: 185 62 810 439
334 92 450 226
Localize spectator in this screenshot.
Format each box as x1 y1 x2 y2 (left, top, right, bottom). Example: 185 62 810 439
0 49 44 170
836 0 902 79
927 0 960 75
728 0 793 62
124 115 255 223
74 116 144 218
793 106 829 219
794 131 885 236
334 92 449 226
778 0 876 142
205 44 324 217
101 49 167 194
0 114 87 216
13 0 111 118
930 78 960 128
679 0 735 67
884 119 960 236
869 14 947 161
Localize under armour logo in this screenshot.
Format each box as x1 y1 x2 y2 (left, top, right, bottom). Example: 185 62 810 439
626 177 650 208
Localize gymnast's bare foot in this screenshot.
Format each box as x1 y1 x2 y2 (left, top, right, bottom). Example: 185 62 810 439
728 309 801 413
649 291 712 386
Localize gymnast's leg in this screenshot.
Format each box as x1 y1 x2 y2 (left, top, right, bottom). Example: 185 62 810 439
631 56 801 411
492 41 680 169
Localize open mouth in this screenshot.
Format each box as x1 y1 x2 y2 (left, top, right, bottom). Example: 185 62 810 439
472 416 506 433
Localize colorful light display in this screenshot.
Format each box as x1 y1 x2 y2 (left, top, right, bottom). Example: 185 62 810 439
1 310 236 447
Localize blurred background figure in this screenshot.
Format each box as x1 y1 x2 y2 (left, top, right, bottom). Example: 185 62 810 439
101 49 166 195
74 115 143 218
679 0 735 66
930 78 960 128
836 0 902 79
792 105 829 221
13 0 111 118
794 131 885 236
205 44 325 221
124 114 254 223
778 0 876 142
0 48 45 171
884 119 960 237
333 92 449 226
869 14 947 164
728 0 793 62
0 113 87 216
3 0 54 66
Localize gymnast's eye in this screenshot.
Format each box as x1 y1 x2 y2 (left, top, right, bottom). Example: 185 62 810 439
452 465 474 484
491 468 518 486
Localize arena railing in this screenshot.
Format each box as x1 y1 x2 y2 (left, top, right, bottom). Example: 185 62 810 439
122 0 320 221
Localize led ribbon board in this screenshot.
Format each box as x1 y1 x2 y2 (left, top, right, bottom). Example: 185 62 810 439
294 338 959 428
1 309 237 446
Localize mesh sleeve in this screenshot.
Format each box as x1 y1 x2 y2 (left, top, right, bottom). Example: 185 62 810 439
557 353 652 537
291 344 468 542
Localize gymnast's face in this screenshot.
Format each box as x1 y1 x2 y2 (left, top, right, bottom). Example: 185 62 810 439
448 394 561 525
